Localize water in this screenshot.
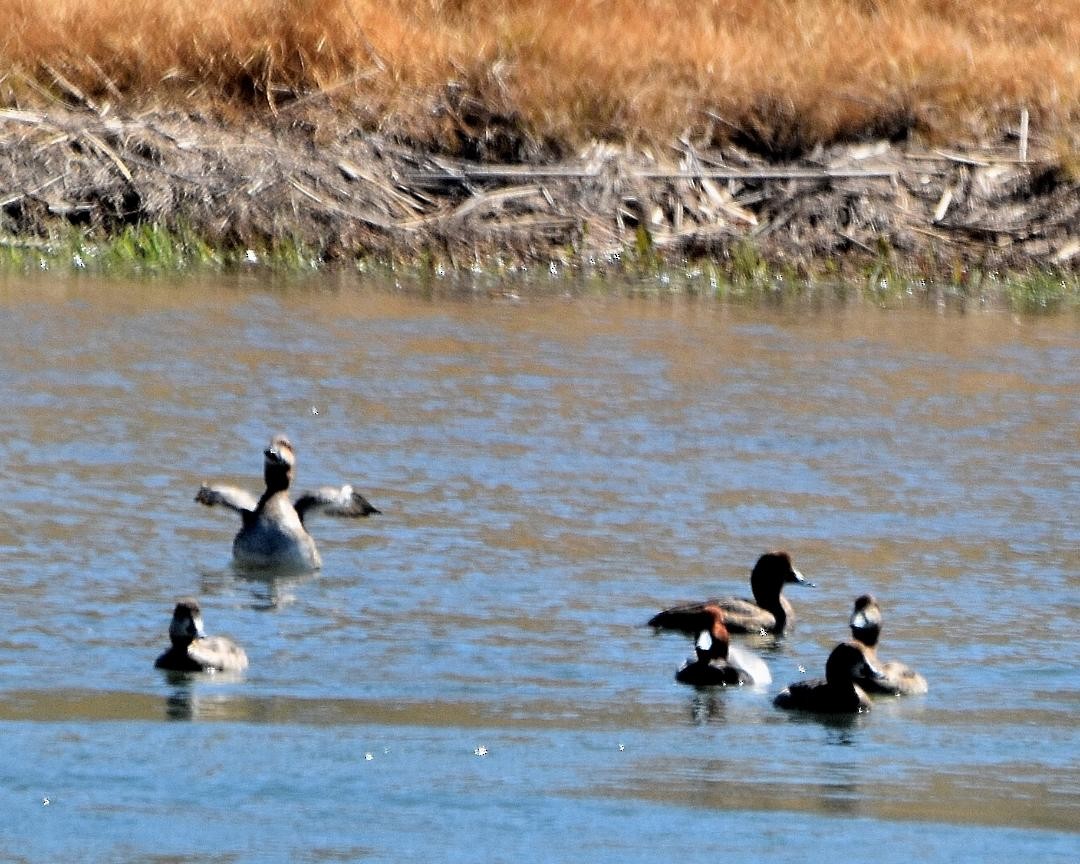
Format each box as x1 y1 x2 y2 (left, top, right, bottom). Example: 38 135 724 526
0 274 1077 862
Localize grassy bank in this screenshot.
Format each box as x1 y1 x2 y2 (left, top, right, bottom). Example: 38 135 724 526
3 1 1079 156
3 221 1077 314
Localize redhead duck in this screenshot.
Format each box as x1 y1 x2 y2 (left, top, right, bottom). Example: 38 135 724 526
649 551 812 636
196 434 380 570
849 594 928 696
674 605 753 686
773 642 883 713
154 599 248 673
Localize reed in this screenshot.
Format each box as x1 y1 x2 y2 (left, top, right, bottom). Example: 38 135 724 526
2 1 1077 152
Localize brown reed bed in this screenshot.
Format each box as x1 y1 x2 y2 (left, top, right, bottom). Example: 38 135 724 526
2 2 1078 279
2 1 1078 156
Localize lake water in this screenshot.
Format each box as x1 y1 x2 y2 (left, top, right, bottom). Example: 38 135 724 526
0 273 1077 862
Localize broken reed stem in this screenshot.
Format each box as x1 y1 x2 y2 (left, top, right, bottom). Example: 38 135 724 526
407 167 898 184
1019 108 1030 162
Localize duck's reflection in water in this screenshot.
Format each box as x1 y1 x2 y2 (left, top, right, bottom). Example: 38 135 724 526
688 691 728 726
197 564 319 611
162 675 248 722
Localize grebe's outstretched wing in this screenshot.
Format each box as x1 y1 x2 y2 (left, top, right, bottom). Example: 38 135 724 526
294 485 380 524
195 484 258 515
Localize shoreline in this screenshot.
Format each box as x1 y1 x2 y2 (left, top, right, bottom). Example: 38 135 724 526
1 105 1077 307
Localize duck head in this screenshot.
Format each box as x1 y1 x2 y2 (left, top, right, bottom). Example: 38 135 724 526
750 551 813 604
168 598 206 648
825 641 884 686
693 605 730 663
850 594 883 647
263 435 296 491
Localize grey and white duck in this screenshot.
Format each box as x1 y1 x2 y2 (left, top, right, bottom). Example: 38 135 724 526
849 594 928 696
154 598 248 673
196 434 380 570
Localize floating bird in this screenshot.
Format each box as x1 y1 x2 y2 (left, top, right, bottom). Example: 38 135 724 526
196 434 379 570
154 598 248 673
849 594 928 695
774 642 883 713
674 604 770 686
649 551 812 636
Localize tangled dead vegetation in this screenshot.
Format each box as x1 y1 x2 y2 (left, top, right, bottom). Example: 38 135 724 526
1 104 1077 274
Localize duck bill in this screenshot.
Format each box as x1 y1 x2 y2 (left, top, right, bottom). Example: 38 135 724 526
863 658 887 681
789 568 815 588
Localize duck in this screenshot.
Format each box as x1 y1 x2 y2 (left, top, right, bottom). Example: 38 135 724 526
648 551 812 636
773 641 883 713
673 605 771 686
154 598 248 673
849 594 928 695
196 434 380 570
674 605 753 686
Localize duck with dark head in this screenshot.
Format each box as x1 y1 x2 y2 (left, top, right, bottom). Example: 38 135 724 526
774 642 884 714
849 594 928 696
154 599 248 673
649 551 813 636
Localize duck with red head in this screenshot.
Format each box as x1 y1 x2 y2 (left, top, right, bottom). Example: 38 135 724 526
196 434 380 571
774 642 884 713
154 599 248 673
649 551 813 636
849 594 928 696
674 605 752 686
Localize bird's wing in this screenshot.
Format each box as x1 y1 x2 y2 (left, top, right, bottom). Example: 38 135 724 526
195 483 258 514
294 485 381 524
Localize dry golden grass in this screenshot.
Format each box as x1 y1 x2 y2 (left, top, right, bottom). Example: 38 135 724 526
3 0 1078 154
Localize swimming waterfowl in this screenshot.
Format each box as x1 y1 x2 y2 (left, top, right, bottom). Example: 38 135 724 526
773 641 883 713
154 598 248 673
649 551 812 636
196 434 380 570
849 594 928 696
674 605 753 686
673 605 771 686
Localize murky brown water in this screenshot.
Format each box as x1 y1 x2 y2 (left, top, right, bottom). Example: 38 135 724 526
0 273 1077 862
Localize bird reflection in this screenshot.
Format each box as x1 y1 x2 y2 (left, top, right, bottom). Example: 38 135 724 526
164 680 196 721
688 691 728 725
823 719 863 745
776 706 867 738
162 678 247 722
197 564 319 611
